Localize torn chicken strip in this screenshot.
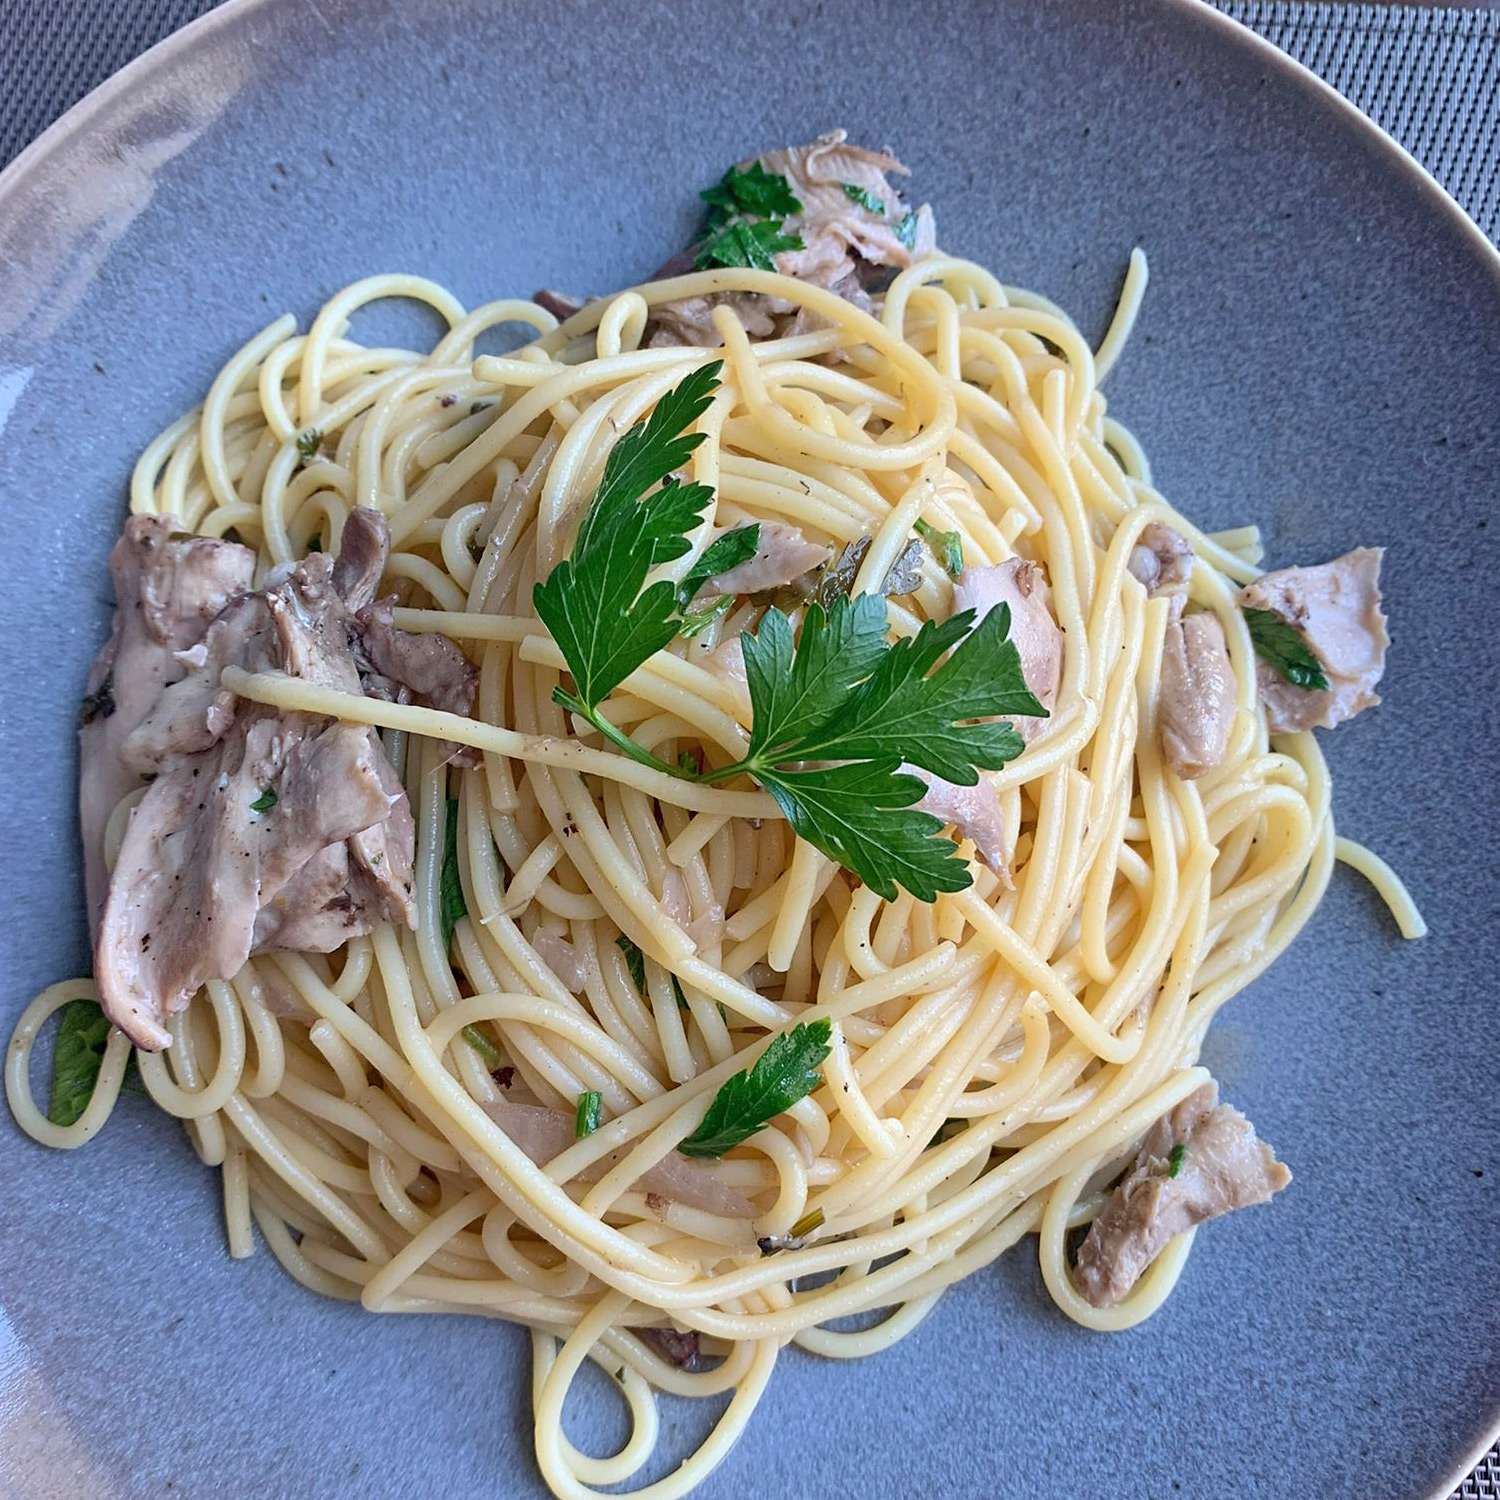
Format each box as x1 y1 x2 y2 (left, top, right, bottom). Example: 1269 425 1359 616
330 505 389 611
97 715 400 1048
903 765 1010 879
78 517 255 924
650 131 933 347
1238 548 1388 733
481 1099 756 1218
632 1327 700 1368
951 558 1061 741
696 521 831 599
354 597 478 718
1073 1082 1291 1308
758 130 936 286
1158 603 1236 780
533 289 585 323
648 291 783 349
1127 522 1194 596
94 548 415 1048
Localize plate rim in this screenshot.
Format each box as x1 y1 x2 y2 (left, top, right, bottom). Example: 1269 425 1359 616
0 0 1496 1492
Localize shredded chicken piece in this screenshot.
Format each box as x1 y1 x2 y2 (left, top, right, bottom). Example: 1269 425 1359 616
78 518 255 924
330 506 388 611
1238 548 1388 733
759 130 936 286
951 558 1062 741
480 1098 756 1218
903 765 1010 880
650 129 934 347
1158 603 1236 780
533 289 584 322
1127 522 1194 596
91 530 423 1049
697 521 831 599
1074 1082 1292 1307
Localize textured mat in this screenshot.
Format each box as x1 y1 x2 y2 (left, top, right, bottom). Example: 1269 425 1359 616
0 0 1496 1494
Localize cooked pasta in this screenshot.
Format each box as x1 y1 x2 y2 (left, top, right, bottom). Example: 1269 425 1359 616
6 210 1421 1498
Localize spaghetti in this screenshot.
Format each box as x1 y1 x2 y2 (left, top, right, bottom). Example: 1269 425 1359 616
6 250 1422 1500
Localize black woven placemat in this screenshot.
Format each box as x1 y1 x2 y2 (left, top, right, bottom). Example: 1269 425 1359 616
0 1 1495 1494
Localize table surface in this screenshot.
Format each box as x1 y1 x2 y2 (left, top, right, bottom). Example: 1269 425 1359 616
0 2 1496 1497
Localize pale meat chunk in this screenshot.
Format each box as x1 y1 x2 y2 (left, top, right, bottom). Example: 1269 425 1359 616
951 558 1061 742
96 715 397 1048
331 504 389 610
903 766 1010 879
697 522 831 599
353 597 478 718
1238 548 1388 733
530 928 587 994
650 130 934 348
758 131 936 286
1073 1082 1292 1308
1127 522 1194 596
92 535 419 1049
78 517 255 924
1158 605 1236 780
480 1098 756 1218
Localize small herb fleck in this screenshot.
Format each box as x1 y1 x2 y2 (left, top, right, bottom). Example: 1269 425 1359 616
295 428 321 467
1243 607 1330 692
461 1024 501 1065
250 787 278 813
575 1090 602 1138
914 517 964 579
1168 1143 1186 1179
841 182 885 214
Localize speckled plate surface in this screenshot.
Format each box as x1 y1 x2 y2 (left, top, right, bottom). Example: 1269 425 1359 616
1 2 1496 1496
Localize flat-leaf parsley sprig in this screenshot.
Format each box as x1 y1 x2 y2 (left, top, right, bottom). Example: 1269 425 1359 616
532 365 1046 902
695 161 806 272
532 361 742 775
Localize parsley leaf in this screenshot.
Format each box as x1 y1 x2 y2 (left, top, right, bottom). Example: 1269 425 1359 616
696 218 805 272
700 162 802 227
677 748 703 777
708 596 1041 900
678 594 735 639
440 797 467 950
677 524 761 607
295 428 321 467
250 786 277 813
576 1090 603 1138
461 1024 501 1066
914 517 964 578
1243 607 1330 692
1168 1142 1186 1179
533 364 722 770
616 934 648 993
894 212 918 252
48 999 113 1127
841 182 885 214
678 1019 832 1158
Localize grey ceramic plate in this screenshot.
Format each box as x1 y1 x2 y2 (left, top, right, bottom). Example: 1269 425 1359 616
1 1 1497 1496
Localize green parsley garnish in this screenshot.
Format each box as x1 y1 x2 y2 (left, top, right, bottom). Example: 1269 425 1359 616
1167 1142 1187 1179
914 518 964 579
532 367 1044 901
696 219 804 272
47 1000 112 1127
701 593 1041 900
696 161 805 271
677 748 703 777
305 534 323 553
700 161 802 227
677 594 735 640
294 428 321 466
461 1024 501 1065
615 934 648 993
678 1019 832 1158
677 524 760 607
576 1090 603 1138
841 182 885 214
250 786 277 813
1243 607 1330 692
533 363 724 771
440 797 467 949
894 212 918 252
